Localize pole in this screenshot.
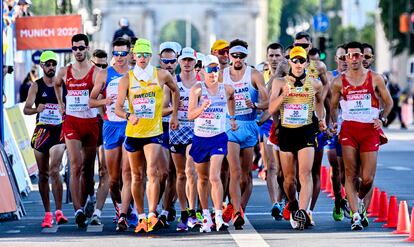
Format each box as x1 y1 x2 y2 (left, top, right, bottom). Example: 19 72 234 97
0 1 4 143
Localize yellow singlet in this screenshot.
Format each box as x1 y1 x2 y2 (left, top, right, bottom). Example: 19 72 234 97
125 67 164 138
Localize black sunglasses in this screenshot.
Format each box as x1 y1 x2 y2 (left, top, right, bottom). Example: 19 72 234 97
364 54 374 60
72 46 87 51
231 53 247 59
337 55 346 61
161 58 177 64
218 48 229 55
294 43 310 49
44 61 57 67
290 57 307 64
92 61 108 69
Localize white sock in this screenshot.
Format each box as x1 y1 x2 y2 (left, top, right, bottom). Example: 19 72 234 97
215 209 223 218
161 210 169 217
202 209 210 218
138 213 146 220
93 209 101 217
148 212 156 218
132 205 138 215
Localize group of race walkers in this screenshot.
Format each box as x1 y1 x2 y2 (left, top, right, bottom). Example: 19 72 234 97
23 31 393 233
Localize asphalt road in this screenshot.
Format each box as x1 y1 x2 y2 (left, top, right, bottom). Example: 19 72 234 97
0 127 413 247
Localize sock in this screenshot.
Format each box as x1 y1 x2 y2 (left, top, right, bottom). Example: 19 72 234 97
188 209 196 217
120 213 127 218
181 210 189 221
89 195 96 203
289 200 299 211
215 209 222 218
202 209 210 218
93 209 101 217
138 213 146 220
75 209 83 216
148 212 156 218
132 205 138 215
161 210 169 217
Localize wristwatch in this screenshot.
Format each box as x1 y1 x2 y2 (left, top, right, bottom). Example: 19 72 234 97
126 112 131 120
253 102 258 109
380 117 387 125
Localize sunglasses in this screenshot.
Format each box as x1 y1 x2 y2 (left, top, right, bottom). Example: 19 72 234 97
294 43 310 49
218 48 229 55
44 61 57 67
112 51 129 57
346 52 363 60
72 46 87 51
135 53 151 58
231 53 247 59
337 55 346 61
290 57 307 64
161 58 177 64
364 54 374 60
92 61 108 69
205 66 220 73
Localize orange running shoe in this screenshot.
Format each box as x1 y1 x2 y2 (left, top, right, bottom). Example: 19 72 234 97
41 212 53 228
232 207 245 230
223 203 234 223
147 215 164 232
283 202 291 221
134 218 148 233
55 210 68 225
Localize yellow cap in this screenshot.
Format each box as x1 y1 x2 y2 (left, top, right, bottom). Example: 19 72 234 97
211 39 229 52
133 38 152 54
40 50 57 63
289 46 307 60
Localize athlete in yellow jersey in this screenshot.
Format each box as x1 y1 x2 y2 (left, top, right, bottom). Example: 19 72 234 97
269 46 325 230
115 39 180 233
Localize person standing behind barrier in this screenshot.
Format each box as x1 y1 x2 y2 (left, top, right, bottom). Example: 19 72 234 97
24 51 68 228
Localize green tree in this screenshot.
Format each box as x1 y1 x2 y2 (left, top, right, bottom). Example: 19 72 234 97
159 20 200 51
267 0 283 42
379 0 414 55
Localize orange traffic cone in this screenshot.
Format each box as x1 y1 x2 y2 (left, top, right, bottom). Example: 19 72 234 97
405 207 414 242
320 166 327 191
324 167 333 195
383 196 398 228
374 191 388 222
392 201 410 234
367 187 380 217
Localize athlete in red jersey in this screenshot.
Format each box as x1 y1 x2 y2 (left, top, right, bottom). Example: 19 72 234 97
54 34 100 228
330 41 393 231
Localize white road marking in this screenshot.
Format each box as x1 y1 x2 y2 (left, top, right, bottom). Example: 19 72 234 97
41 225 59 233
245 211 331 216
387 166 412 171
228 217 269 247
86 224 104 232
4 230 20 233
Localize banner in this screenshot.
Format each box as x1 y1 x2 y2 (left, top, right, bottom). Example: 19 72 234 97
15 15 82 50
5 105 37 175
0 149 17 214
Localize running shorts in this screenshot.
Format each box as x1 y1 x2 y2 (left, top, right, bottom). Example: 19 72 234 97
170 143 191 155
259 119 273 142
103 121 127 150
226 120 259 149
315 132 329 152
62 115 99 147
124 135 164 152
190 132 228 163
339 121 380 152
278 124 315 153
31 124 64 153
97 114 104 146
161 122 170 149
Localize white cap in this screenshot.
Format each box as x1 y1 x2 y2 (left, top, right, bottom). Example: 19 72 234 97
204 55 219 67
179 47 197 61
119 17 129 27
159 41 181 54
197 52 206 67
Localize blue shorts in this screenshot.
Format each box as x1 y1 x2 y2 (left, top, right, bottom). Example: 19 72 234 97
124 135 163 152
259 119 272 142
315 132 329 152
170 143 191 155
103 121 127 150
190 133 228 163
226 120 259 149
161 122 170 149
327 135 342 157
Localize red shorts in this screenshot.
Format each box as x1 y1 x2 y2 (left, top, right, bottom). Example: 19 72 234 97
62 115 99 147
339 121 380 152
268 122 279 146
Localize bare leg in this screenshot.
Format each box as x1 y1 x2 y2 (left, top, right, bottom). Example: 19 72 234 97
49 144 65 210
240 147 254 210
297 147 314 210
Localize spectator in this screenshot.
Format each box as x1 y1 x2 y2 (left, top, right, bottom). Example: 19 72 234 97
19 64 38 102
113 17 135 42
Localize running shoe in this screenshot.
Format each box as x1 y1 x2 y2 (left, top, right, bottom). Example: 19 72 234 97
215 217 229 231
75 210 87 228
187 216 201 229
116 216 128 232
293 209 307 230
127 213 138 228
306 211 315 227
176 218 188 232
84 199 95 218
341 199 351 219
196 211 203 222
283 202 291 221
271 203 283 221
55 210 68 225
358 202 369 228
134 218 148 233
351 213 363 231
258 169 267 180
159 214 170 228
233 211 245 230
167 207 176 222
222 203 234 223
332 205 344 221
90 214 101 225
251 162 259 171
41 212 54 228
200 216 213 233
147 215 164 232
289 211 298 229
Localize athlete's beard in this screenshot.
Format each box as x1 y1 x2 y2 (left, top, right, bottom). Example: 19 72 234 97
75 54 86 62
234 64 243 70
45 71 55 78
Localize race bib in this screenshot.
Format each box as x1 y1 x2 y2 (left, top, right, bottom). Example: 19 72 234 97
346 94 371 117
132 97 156 119
234 92 252 115
178 104 193 127
106 97 129 121
67 90 89 112
282 103 309 126
195 111 222 136
39 104 62 125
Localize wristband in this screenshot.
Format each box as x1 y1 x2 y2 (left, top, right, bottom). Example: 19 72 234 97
229 116 236 120
126 112 130 120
